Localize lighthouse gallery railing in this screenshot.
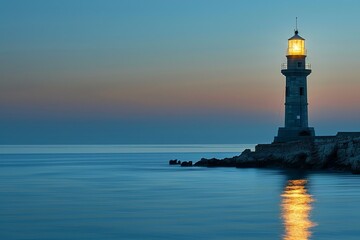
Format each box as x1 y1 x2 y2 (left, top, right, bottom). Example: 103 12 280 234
281 63 311 70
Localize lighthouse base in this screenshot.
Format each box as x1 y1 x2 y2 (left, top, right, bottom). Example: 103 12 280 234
274 127 315 143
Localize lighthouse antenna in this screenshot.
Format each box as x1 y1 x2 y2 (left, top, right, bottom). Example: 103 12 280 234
295 17 298 33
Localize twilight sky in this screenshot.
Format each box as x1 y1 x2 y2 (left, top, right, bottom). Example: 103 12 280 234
1 0 360 144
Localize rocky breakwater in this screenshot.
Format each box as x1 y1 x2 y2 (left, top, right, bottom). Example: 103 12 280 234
192 133 360 174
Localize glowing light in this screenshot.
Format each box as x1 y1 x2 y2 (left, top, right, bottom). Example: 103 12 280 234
281 179 316 240
287 39 306 56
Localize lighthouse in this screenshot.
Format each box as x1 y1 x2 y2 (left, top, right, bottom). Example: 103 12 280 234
274 28 315 143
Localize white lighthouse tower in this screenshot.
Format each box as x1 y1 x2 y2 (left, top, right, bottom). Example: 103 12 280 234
274 27 315 143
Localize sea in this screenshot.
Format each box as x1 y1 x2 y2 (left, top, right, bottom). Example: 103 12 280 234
1 144 360 240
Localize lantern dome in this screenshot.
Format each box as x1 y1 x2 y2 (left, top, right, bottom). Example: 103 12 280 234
287 30 306 56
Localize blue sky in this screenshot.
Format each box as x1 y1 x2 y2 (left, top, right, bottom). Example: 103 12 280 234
1 0 360 144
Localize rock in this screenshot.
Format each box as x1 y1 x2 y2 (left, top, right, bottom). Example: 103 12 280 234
350 156 360 174
234 136 360 171
193 158 208 167
181 161 193 167
169 159 181 165
175 133 360 173
193 157 237 167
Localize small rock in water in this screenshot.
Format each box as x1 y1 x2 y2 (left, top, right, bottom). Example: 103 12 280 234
181 161 193 167
169 159 181 165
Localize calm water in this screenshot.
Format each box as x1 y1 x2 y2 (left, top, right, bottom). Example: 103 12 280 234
1 144 360 240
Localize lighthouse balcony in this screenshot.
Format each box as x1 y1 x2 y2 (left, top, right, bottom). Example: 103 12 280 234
281 63 312 76
281 63 311 70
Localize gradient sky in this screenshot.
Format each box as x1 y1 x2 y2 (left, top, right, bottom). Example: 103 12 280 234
1 0 360 144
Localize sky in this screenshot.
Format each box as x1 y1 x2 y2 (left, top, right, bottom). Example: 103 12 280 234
1 0 360 144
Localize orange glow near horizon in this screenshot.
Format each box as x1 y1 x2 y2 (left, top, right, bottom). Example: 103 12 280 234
0 79 283 117
281 179 316 240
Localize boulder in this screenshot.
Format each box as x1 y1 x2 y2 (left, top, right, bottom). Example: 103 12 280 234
169 159 181 165
181 161 193 167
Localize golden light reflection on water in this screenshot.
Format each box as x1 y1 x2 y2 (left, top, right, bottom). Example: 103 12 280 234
281 179 316 240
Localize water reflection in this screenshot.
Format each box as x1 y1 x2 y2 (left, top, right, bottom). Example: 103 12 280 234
281 178 316 240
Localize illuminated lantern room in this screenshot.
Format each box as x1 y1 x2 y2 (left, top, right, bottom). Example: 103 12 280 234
287 30 306 56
